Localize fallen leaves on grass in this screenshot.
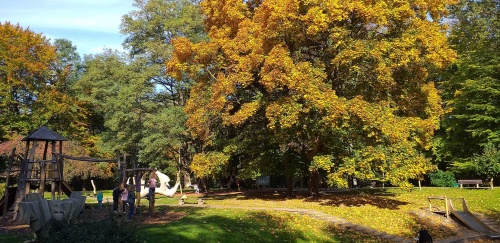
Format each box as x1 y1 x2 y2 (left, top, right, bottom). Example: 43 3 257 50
140 211 188 225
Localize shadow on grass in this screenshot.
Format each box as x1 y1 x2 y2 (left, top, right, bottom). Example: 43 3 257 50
203 189 408 210
310 190 408 209
138 205 379 243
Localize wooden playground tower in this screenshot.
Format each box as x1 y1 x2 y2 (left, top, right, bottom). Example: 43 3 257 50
1 126 124 218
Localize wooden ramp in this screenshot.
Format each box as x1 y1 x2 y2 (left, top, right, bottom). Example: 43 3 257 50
448 197 498 237
451 210 496 234
61 181 74 198
0 187 17 216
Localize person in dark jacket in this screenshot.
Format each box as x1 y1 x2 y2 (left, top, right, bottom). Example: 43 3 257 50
112 183 125 213
127 186 136 219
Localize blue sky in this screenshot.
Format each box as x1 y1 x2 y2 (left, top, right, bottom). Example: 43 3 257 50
0 0 136 56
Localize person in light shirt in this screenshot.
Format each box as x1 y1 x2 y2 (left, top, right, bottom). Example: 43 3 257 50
120 184 129 213
146 169 157 200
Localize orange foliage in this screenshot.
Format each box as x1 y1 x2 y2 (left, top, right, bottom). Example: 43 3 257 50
167 0 457 187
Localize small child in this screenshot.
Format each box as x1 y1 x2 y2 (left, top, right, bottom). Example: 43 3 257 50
146 170 157 200
127 187 136 219
121 184 129 213
97 190 103 210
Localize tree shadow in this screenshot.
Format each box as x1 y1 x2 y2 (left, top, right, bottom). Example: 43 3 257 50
204 189 290 201
309 190 408 209
203 188 408 210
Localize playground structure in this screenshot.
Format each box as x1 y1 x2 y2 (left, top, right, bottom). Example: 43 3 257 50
130 170 181 198
427 196 500 239
0 126 182 231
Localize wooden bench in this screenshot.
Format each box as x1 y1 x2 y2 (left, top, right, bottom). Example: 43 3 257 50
457 179 482 188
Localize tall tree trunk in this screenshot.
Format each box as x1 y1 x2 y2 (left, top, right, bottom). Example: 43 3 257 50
308 170 320 196
305 137 321 196
490 178 494 189
183 171 191 188
199 177 208 192
286 175 294 196
283 154 295 196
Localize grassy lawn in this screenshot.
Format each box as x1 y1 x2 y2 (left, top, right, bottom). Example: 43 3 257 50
0 233 32 242
180 187 500 239
13 187 498 242
89 187 499 239
154 188 497 239
139 206 385 243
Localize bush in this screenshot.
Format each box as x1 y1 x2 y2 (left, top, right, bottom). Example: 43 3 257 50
429 170 456 187
35 214 139 243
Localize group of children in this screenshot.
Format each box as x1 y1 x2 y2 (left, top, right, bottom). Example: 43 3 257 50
111 183 136 219
95 170 157 220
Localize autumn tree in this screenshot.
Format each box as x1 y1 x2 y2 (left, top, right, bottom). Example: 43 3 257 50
0 22 58 139
168 0 456 193
434 0 500 175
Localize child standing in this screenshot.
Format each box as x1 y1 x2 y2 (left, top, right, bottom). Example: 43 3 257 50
97 190 103 210
127 187 136 219
121 184 129 213
146 169 157 200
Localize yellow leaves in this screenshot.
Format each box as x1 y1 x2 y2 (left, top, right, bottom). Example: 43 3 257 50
260 45 294 92
266 97 303 129
167 37 195 80
201 0 248 34
310 155 334 172
191 152 230 179
412 19 457 69
167 0 457 192
223 100 261 126
302 6 328 36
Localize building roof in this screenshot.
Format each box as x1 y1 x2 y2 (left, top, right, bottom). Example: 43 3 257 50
21 126 68 142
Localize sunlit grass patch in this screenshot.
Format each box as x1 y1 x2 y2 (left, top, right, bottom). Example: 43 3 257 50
173 187 500 239
138 207 386 243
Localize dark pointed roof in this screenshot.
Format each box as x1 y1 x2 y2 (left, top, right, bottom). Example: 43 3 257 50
21 126 68 142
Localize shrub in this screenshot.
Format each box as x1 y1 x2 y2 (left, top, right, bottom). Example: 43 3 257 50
35 214 139 242
429 170 456 187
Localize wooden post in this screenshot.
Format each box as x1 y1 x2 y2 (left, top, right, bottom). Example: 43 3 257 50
149 193 155 217
117 152 123 184
122 154 127 184
3 148 16 217
26 140 38 195
57 155 63 200
50 141 56 200
39 141 49 196
444 196 449 219
57 141 63 200
39 161 46 195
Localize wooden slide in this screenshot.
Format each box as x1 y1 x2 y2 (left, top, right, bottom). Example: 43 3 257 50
61 180 74 198
448 198 499 238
